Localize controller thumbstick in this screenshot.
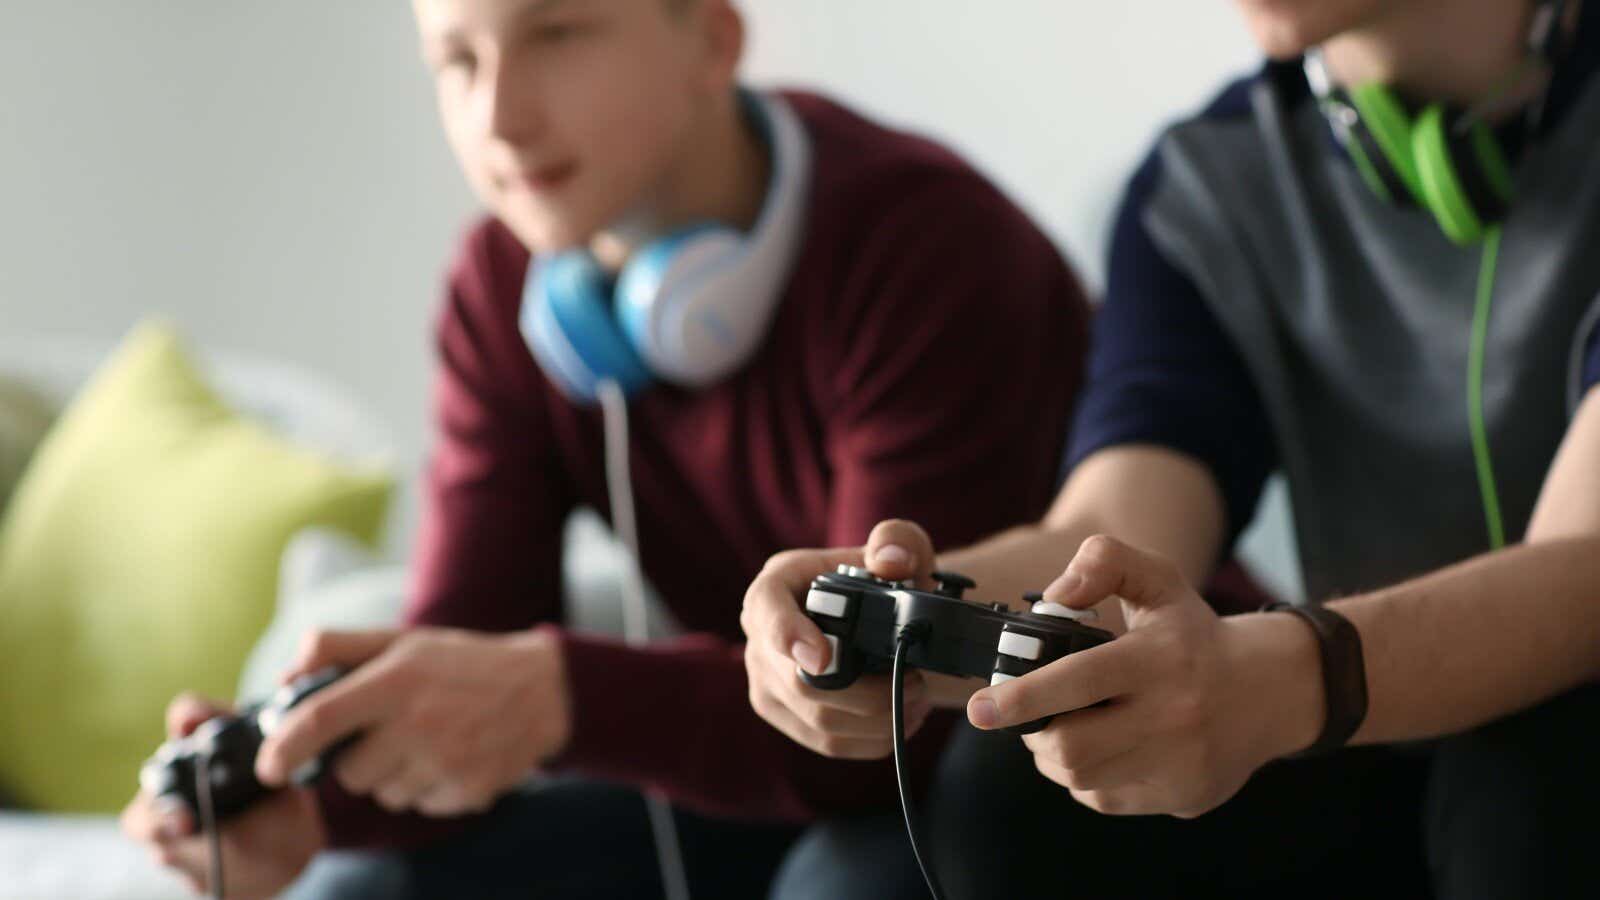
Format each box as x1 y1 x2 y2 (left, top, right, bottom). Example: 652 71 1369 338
932 571 976 599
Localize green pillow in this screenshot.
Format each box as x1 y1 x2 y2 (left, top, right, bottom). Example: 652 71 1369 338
0 377 57 513
0 323 393 812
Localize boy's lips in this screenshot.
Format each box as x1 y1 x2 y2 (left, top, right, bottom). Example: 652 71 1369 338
514 161 579 193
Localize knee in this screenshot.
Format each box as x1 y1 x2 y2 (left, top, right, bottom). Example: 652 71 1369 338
281 850 414 900
1426 684 1600 898
768 812 924 900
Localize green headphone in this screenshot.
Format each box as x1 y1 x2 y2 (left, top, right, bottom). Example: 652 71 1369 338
1303 0 1575 548
1303 0 1571 245
1330 81 1513 245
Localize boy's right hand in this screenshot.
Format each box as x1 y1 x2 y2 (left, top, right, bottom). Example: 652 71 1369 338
121 693 325 899
739 520 942 759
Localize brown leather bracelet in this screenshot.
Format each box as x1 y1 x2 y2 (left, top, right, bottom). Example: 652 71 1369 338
1261 601 1369 756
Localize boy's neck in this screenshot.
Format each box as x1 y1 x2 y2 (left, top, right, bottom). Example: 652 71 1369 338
1323 0 1550 112
590 90 770 271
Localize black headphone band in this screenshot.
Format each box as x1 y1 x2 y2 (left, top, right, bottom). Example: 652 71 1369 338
1331 88 1419 205
1442 116 1513 222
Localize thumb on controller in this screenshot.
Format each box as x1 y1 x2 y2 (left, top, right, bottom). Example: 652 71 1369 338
165 692 229 739
864 519 937 587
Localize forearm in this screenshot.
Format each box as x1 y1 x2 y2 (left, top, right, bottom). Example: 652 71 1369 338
1329 537 1600 746
942 446 1227 628
918 447 1226 709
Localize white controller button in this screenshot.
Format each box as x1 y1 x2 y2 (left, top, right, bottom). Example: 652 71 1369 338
998 631 1044 660
258 706 284 738
1031 600 1099 623
805 589 850 619
820 634 841 676
990 672 1017 686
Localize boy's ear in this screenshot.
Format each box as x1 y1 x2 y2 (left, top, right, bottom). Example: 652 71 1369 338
698 0 744 90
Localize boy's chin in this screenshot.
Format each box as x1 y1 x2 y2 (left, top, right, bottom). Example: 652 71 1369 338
499 213 598 257
1244 17 1319 60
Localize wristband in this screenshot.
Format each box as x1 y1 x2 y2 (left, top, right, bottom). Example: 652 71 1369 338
1261 601 1368 756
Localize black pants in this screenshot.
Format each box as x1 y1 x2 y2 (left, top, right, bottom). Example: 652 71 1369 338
288 778 802 899
909 683 1600 900
289 685 1598 899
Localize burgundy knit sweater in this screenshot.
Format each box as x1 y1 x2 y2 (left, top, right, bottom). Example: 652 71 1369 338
320 91 1090 848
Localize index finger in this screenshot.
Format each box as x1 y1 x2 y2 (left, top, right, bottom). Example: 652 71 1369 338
966 639 1139 730
255 657 397 787
742 546 863 674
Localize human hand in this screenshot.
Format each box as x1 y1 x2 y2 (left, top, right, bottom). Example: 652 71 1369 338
256 626 572 817
965 535 1321 817
122 693 324 898
739 520 945 758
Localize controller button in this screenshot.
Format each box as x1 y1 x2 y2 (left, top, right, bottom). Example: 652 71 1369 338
932 571 977 599
839 565 874 580
990 671 1017 686
998 631 1044 661
820 634 841 676
258 706 285 738
1031 600 1099 622
805 589 850 618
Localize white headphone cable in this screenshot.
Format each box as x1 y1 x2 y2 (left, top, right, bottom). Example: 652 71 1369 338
597 379 692 900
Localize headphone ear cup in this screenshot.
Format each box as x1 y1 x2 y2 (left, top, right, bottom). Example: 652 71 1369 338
1346 84 1427 205
616 224 746 384
1412 105 1490 245
521 252 653 402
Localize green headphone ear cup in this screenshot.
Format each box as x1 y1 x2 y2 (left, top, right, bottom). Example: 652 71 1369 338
1413 104 1487 245
1347 83 1426 204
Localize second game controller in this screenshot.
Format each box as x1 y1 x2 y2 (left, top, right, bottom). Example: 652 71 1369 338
138 666 348 823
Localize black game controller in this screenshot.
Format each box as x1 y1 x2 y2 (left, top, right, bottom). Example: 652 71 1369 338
139 666 347 822
801 566 1114 734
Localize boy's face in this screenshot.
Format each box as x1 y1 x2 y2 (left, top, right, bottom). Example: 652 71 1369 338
415 0 725 253
1233 0 1391 58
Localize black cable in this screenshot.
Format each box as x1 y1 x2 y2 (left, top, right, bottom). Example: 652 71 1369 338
194 750 224 900
892 625 947 900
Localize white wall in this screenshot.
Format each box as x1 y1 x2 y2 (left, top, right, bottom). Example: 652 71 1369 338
0 1 479 548
1 1 1280 580
743 2 1258 289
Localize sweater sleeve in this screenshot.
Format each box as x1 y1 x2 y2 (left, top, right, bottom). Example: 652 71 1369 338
546 177 1090 821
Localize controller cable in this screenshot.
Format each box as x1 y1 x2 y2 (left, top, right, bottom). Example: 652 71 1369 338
892 622 947 900
598 379 693 900
194 748 225 900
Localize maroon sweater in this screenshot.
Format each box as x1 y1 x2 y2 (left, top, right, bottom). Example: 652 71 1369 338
321 92 1090 847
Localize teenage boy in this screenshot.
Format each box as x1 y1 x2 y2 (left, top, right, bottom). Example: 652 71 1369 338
121 0 1090 897
743 0 1600 896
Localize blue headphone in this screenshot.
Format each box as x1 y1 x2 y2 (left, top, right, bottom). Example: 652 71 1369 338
521 92 812 403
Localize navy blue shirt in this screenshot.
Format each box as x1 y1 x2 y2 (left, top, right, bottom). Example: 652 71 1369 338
1067 17 1600 545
